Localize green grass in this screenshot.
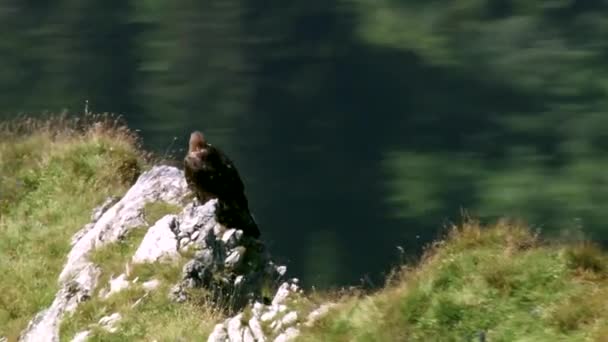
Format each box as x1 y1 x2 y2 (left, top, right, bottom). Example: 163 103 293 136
0 114 222 340
0 114 146 340
60 250 222 342
80 286 219 342
297 220 608 342
142 201 182 226
59 226 147 341
60 199 221 341
87 226 148 297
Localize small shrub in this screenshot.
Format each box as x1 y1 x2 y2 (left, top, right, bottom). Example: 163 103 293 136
549 289 607 332
564 242 606 276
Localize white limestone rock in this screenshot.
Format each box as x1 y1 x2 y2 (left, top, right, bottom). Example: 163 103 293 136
98 313 121 333
242 327 255 342
261 309 277 322
273 327 300 342
305 303 337 327
21 166 189 342
132 215 179 264
208 324 228 342
281 311 298 326
225 247 246 269
70 197 118 246
222 229 237 243
276 266 287 277
19 264 100 342
227 314 244 342
270 320 283 333
178 200 218 236
252 303 265 319
272 283 291 306
248 317 266 342
101 274 129 299
70 330 90 342
208 279 330 342
142 279 160 291
60 166 188 283
20 164 305 342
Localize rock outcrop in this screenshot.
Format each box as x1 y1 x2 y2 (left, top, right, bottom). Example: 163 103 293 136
20 166 189 342
208 281 337 342
19 165 333 342
139 198 286 310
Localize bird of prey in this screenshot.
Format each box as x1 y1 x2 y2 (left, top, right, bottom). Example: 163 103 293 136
184 131 260 238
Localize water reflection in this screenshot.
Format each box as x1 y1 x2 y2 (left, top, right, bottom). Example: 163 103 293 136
1 1 608 288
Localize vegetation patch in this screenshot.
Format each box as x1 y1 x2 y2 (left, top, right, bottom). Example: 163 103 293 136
60 252 223 342
87 227 148 297
83 285 220 342
297 220 608 342
61 222 220 342
0 114 146 340
143 201 182 225
564 242 608 277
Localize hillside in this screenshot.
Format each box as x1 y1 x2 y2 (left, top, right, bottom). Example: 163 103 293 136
0 115 145 340
2 116 608 342
296 221 608 341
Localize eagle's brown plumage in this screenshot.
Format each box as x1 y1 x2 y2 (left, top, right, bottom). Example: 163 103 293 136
184 131 260 238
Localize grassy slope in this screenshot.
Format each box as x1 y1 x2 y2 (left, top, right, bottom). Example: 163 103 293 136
0 115 223 341
0 115 145 340
297 220 608 342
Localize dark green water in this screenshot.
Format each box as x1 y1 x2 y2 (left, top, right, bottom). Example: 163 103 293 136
2 1 608 288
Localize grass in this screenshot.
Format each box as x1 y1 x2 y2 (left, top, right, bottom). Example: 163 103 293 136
142 201 182 226
60 200 221 341
0 113 146 340
0 113 222 340
87 226 148 298
80 286 219 342
60 245 222 342
296 219 608 342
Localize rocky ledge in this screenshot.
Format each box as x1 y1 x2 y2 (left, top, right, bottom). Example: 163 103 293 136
17 166 333 342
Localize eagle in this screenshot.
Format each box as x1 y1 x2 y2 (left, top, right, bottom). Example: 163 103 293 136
184 131 260 238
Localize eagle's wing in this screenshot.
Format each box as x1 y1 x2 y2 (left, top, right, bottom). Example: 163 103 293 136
212 146 248 207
